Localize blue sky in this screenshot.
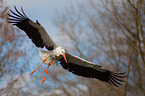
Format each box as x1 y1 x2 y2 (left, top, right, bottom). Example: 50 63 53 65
6 0 85 35
5 0 88 48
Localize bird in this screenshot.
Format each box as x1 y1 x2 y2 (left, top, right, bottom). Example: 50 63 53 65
7 6 125 86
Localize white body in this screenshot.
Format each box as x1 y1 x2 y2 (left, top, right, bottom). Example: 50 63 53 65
38 47 66 65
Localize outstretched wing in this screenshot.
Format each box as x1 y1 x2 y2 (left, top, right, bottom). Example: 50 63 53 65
7 6 57 51
59 53 125 86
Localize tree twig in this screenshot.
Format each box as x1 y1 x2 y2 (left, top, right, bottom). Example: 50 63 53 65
123 47 133 96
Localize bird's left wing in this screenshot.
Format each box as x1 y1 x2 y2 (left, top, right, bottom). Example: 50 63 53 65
59 53 125 86
7 6 57 51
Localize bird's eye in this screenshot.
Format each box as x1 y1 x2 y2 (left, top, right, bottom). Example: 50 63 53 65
61 51 63 53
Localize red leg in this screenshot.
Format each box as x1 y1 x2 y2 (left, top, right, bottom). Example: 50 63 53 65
30 57 48 75
41 61 55 86
41 64 49 86
50 61 55 65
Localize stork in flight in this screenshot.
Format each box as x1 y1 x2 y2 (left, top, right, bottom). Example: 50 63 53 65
7 6 125 86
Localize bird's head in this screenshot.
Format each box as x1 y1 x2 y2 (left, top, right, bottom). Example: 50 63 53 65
53 47 67 63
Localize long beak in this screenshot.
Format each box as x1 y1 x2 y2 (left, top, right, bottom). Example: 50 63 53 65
62 53 67 63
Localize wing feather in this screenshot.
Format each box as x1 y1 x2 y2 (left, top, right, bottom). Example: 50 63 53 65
7 6 57 51
59 53 125 86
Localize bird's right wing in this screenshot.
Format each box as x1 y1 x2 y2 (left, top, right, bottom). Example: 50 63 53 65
7 6 57 51
59 53 125 86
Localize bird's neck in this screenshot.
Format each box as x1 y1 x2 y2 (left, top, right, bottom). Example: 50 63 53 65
50 47 64 60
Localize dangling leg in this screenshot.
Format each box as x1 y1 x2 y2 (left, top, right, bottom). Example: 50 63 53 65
30 57 49 75
41 64 49 86
41 61 55 86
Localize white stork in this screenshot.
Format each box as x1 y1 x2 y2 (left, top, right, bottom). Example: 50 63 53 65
7 6 125 86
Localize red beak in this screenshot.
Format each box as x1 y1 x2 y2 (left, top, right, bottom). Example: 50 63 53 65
62 53 67 63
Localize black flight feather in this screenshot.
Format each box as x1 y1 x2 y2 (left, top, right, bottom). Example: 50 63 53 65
7 6 57 51
59 53 125 86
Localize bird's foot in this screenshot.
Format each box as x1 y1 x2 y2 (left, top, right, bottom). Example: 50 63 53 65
41 79 45 86
30 70 36 75
40 61 55 85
